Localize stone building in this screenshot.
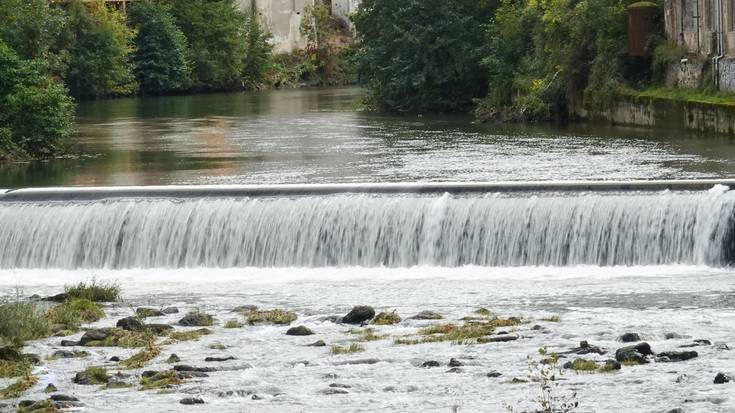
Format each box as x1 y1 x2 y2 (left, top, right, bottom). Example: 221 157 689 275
237 0 360 53
664 0 735 90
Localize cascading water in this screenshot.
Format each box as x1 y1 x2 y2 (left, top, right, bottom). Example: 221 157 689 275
1 187 734 269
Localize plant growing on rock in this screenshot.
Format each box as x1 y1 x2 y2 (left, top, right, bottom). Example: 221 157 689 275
372 311 401 325
245 309 297 325
140 370 181 390
120 342 161 369
65 279 120 302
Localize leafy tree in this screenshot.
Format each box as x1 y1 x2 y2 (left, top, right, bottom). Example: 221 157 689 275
241 8 272 88
128 0 191 94
352 0 494 113
0 0 68 60
64 0 137 98
0 41 75 159
165 0 246 88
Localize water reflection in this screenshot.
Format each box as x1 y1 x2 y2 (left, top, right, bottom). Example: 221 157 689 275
1 87 735 188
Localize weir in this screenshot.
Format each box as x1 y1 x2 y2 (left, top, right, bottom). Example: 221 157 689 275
1 181 734 270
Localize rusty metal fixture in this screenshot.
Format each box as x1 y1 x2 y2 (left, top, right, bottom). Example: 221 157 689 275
628 1 658 56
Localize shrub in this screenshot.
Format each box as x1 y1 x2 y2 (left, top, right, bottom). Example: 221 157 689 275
0 0 68 68
165 0 246 89
352 0 493 113
64 0 137 98
65 279 120 302
241 7 272 88
128 0 191 94
0 42 74 160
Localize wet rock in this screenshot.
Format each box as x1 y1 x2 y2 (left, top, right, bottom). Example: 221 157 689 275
531 324 545 331
329 383 351 389
656 351 698 363
321 388 349 395
411 310 443 320
173 364 217 373
717 343 731 351
422 360 441 368
0 347 23 361
323 373 338 379
603 360 622 370
569 341 606 355
79 328 113 345
680 339 712 348
333 358 380 366
448 358 463 367
618 333 642 343
44 384 58 393
178 312 214 327
665 332 686 340
167 354 181 363
341 305 375 324
177 371 210 379
714 372 732 384
478 334 519 343
109 356 121 362
487 371 503 378
136 308 164 318
61 340 80 347
307 340 326 347
116 317 144 332
180 398 205 405
286 326 314 336
145 323 174 335
43 293 68 303
18 400 34 408
446 367 463 373
232 305 258 314
204 356 236 362
615 342 654 364
251 394 263 400
141 370 158 378
50 394 79 402
675 374 690 383
73 371 102 385
162 307 179 314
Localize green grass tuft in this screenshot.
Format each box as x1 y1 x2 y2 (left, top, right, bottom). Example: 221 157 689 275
120 343 161 369
65 279 120 302
372 311 401 325
568 358 598 372
330 343 365 354
0 298 50 348
350 328 387 342
165 328 212 343
541 315 561 322
224 319 244 328
246 309 297 325
0 375 37 399
83 328 155 348
140 370 182 390
46 298 105 331
0 358 33 379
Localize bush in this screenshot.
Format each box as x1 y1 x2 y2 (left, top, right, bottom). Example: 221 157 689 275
128 0 191 94
0 42 75 159
241 7 272 88
166 0 246 89
0 0 68 66
352 0 493 113
64 0 137 98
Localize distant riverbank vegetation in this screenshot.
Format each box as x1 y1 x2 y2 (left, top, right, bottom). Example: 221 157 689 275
0 0 354 160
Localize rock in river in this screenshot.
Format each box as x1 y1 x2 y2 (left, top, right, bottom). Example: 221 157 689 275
656 351 698 363
116 317 145 332
342 306 375 324
286 326 314 336
615 342 654 364
178 312 214 327
714 372 732 384
617 333 642 343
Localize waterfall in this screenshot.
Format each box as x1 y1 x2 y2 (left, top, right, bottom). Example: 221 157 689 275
1 189 734 269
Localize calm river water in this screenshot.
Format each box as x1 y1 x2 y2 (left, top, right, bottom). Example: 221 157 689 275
2 87 735 187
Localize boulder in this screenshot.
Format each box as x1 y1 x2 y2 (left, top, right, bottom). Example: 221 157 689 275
615 342 654 364
448 358 463 367
446 367 463 373
178 312 214 327
569 340 606 355
656 351 698 363
487 371 502 378
478 334 519 343
180 398 205 405
617 333 642 343
166 354 181 363
204 356 235 362
341 306 375 324
173 364 217 373
79 328 113 345
421 360 441 368
307 340 326 347
286 326 314 336
50 394 79 402
116 317 145 332
714 372 732 384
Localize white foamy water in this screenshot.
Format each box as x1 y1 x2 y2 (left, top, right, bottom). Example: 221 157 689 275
2 189 735 269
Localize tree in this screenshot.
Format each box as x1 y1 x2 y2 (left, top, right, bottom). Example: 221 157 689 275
352 0 494 113
64 0 137 98
0 41 75 159
241 8 272 88
128 0 191 94
165 0 246 89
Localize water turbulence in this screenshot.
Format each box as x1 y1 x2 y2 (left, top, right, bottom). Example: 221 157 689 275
1 188 735 269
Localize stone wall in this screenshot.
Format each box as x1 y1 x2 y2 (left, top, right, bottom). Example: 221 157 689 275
574 95 735 135
666 59 707 89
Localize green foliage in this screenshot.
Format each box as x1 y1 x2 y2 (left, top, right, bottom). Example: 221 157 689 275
65 279 120 302
120 342 161 369
81 366 110 384
64 0 137 98
352 0 493 113
0 0 68 68
267 51 317 88
140 369 181 390
166 0 246 89
45 298 105 331
372 311 401 325
300 4 352 85
0 42 74 160
242 8 272 88
481 0 634 121
330 343 365 354
0 374 37 399
0 294 50 348
128 0 191 94
245 309 297 325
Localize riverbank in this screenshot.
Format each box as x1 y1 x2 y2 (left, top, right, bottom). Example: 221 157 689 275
1 267 733 412
573 88 735 135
